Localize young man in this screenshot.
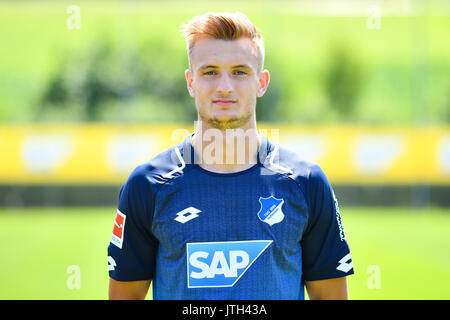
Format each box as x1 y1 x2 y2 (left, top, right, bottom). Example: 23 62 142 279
108 12 353 300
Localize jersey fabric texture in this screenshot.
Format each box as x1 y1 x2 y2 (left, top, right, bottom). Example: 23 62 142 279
107 133 354 299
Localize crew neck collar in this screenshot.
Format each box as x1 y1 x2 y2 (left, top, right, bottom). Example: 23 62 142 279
180 131 272 169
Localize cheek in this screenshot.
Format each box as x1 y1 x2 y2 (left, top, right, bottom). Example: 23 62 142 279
193 85 213 110
237 82 258 102
193 81 214 98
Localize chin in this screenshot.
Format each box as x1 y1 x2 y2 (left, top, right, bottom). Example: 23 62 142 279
198 106 254 130
207 114 253 130
212 111 238 121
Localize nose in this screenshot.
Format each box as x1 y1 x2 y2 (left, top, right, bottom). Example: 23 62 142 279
216 73 233 96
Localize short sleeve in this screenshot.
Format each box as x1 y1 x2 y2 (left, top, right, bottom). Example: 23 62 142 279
107 173 159 281
301 165 354 281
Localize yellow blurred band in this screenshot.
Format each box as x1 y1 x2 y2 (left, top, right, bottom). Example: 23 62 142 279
0 124 449 185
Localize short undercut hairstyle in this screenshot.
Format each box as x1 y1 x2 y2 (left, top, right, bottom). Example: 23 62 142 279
179 12 265 74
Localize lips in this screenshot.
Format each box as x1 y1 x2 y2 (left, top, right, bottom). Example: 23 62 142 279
212 99 237 106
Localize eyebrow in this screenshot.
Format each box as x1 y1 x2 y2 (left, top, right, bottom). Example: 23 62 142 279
231 64 251 69
198 64 252 70
199 65 218 70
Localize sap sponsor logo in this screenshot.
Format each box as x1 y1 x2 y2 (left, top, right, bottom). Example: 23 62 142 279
186 240 272 288
257 196 285 226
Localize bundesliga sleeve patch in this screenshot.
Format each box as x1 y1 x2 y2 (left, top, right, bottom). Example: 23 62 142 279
111 209 126 249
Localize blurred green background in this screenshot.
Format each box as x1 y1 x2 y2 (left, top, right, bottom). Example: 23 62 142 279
1 0 449 124
0 0 449 300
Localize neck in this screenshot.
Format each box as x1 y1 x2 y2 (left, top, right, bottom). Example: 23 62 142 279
191 117 261 173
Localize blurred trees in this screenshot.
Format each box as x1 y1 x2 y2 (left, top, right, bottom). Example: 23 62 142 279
1 1 449 124
39 40 195 122
39 39 367 123
324 44 364 121
39 39 283 123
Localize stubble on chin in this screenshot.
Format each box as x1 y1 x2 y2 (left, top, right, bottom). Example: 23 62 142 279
197 105 255 131
202 114 253 130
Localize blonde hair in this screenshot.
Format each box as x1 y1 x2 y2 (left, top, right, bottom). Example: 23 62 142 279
180 12 265 73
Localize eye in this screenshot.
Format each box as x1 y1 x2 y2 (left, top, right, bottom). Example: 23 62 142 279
203 71 216 76
234 70 247 76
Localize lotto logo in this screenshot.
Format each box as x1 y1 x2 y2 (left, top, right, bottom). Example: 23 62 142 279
186 240 272 288
174 206 201 224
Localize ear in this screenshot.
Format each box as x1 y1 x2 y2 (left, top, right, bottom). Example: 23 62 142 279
185 69 195 97
256 69 270 98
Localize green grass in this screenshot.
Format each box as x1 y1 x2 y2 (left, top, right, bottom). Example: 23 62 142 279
343 207 450 299
0 206 449 299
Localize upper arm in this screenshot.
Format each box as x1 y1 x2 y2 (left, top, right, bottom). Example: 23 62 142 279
108 173 159 282
301 164 354 281
109 278 151 300
305 277 348 300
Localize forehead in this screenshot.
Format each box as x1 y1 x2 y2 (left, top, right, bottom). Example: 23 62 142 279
190 37 259 71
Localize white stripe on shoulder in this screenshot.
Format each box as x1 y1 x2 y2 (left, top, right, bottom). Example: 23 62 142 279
162 147 186 179
269 144 293 175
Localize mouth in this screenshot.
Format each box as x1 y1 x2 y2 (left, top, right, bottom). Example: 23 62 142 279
212 99 237 107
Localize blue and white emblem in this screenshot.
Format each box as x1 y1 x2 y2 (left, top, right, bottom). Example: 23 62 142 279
257 196 285 226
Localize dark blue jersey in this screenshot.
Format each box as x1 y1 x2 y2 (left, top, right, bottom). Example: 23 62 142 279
107 133 353 299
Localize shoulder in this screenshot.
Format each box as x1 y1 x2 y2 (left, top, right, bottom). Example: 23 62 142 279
123 140 190 194
274 144 339 229
266 143 328 185
262 141 332 203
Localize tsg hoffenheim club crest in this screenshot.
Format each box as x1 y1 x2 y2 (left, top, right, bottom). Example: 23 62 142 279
257 196 285 226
